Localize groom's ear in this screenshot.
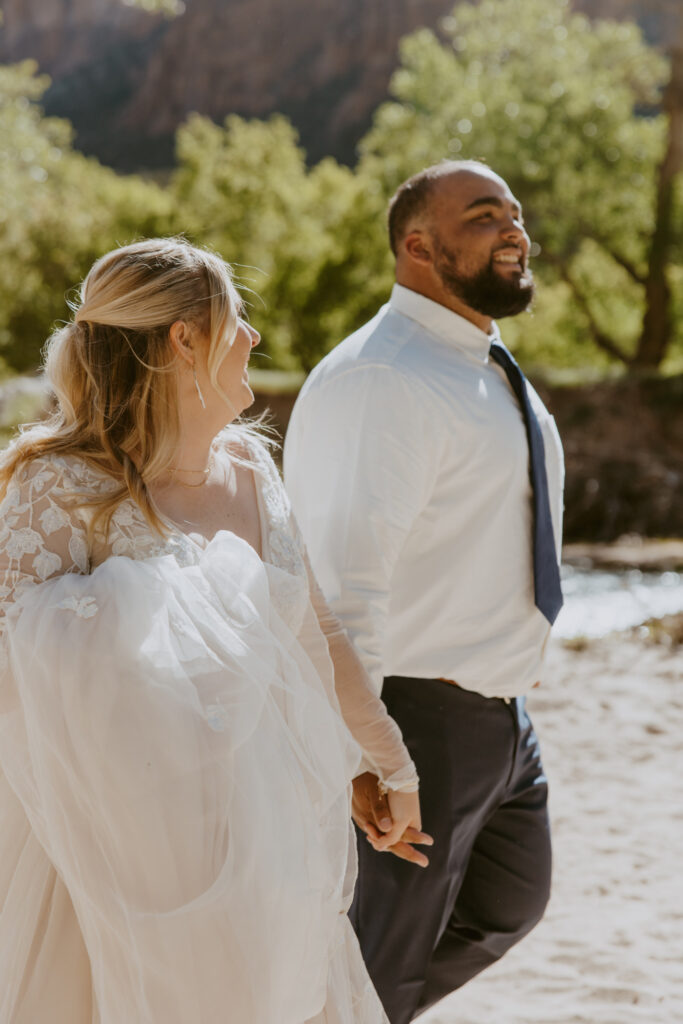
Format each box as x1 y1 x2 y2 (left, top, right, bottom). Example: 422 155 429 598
403 231 433 266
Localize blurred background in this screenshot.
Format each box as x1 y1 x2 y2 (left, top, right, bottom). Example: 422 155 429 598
0 0 682 635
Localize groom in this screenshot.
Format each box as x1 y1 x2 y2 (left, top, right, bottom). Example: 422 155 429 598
284 160 564 1023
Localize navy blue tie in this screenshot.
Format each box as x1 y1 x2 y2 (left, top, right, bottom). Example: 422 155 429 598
489 341 563 624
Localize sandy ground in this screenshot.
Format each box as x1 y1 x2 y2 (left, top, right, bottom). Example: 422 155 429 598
417 627 683 1024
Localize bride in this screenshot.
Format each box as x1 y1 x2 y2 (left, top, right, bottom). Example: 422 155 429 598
0 238 430 1023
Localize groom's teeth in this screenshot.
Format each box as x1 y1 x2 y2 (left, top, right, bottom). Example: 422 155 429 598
494 253 521 263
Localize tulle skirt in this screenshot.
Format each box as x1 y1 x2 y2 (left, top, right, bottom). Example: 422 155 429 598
0 534 388 1022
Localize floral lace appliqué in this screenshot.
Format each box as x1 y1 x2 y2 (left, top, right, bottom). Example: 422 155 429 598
268 528 305 578
33 549 63 580
248 444 306 578
39 504 71 536
56 595 99 619
0 445 310 652
4 527 43 561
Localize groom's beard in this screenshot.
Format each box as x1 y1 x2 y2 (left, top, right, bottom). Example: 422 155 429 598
433 241 535 319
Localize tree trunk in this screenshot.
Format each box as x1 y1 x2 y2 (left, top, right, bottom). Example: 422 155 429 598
632 11 683 369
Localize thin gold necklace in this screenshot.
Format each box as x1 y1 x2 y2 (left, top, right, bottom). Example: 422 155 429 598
170 455 214 488
173 473 208 488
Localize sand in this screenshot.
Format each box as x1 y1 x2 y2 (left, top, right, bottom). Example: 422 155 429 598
417 627 683 1024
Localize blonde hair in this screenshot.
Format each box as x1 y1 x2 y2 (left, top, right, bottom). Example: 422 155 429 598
0 237 251 536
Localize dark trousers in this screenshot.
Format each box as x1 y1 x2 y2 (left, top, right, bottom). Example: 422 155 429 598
349 676 551 1024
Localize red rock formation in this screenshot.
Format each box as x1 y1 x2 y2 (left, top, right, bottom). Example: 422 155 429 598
0 0 669 170
0 0 159 75
0 0 459 166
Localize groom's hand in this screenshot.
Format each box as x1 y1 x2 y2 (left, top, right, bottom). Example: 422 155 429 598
351 772 433 868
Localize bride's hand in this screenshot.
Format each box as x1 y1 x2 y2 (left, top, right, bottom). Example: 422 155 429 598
351 772 433 868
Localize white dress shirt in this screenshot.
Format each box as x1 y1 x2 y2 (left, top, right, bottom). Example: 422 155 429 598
284 284 564 698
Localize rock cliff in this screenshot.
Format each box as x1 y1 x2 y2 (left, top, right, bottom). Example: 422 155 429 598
0 0 671 170
0 0 457 167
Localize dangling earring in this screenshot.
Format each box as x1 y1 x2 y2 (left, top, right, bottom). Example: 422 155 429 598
193 363 207 410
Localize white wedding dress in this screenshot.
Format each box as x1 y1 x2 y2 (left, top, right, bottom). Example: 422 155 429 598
0 435 416 1023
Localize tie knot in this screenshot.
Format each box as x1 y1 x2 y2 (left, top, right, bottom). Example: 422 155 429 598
489 339 512 364
489 341 523 386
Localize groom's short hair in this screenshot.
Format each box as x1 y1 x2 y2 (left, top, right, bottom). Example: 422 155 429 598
387 159 491 256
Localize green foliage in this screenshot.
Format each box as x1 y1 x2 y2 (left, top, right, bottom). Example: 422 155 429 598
667 264 683 372
169 0 680 373
117 0 184 15
0 60 172 372
360 0 679 369
171 114 392 370
1 0 680 378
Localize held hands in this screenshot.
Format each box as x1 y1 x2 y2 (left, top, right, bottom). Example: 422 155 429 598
351 772 434 868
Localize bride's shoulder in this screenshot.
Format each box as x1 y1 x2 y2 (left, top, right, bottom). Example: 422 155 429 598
5 447 114 499
214 425 290 520
214 425 281 479
15 452 108 491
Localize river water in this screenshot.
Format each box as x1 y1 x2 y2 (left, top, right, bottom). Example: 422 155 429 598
556 565 683 639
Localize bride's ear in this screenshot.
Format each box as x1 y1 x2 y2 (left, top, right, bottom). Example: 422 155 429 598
169 320 194 366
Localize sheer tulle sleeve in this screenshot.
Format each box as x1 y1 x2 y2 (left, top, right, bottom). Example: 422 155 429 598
0 457 94 1021
305 553 419 793
250 440 418 796
279 485 418 794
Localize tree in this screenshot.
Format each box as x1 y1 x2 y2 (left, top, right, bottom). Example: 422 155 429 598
359 0 682 371
117 0 184 15
4 0 680 377
0 60 172 373
171 113 392 371
632 0 683 367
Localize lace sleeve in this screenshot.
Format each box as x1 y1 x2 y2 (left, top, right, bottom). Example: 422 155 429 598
0 457 90 660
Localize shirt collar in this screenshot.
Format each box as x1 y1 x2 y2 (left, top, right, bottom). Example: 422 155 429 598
389 283 496 364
